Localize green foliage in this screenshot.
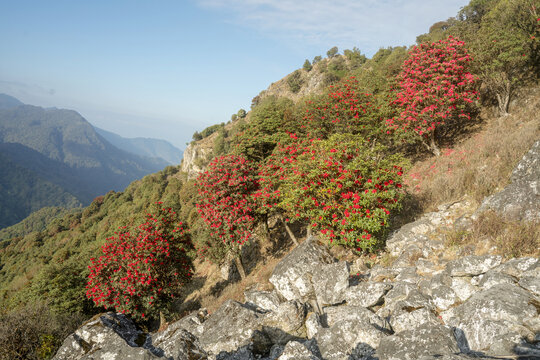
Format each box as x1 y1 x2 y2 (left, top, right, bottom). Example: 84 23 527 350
237 109 247 119
0 303 84 360
0 166 186 316
327 46 339 58
313 55 322 64
343 47 367 69
287 70 305 93
86 205 193 320
276 134 407 251
192 131 203 141
233 96 295 163
0 207 73 243
303 59 312 72
455 0 540 114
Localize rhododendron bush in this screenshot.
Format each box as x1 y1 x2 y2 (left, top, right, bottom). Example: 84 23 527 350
267 133 406 251
302 77 384 140
388 36 478 155
86 204 193 319
195 155 259 272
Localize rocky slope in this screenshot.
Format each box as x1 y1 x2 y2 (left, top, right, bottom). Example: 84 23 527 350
52 142 539 359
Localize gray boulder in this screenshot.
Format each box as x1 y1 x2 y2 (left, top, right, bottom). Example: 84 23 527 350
492 257 538 277
345 282 392 308
269 237 334 302
277 340 322 360
444 255 502 277
311 261 349 306
476 140 540 221
199 300 264 355
261 300 306 344
519 275 540 297
444 283 539 355
376 323 460 360
53 312 208 360
244 289 282 312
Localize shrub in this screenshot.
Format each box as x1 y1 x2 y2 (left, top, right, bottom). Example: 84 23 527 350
287 70 304 93
195 155 259 275
273 133 407 251
85 204 193 320
388 36 478 155
0 302 84 360
302 77 383 141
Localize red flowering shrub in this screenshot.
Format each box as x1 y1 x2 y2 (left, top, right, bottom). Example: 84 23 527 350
195 155 259 255
277 134 407 251
85 204 193 320
388 36 478 155
302 77 383 140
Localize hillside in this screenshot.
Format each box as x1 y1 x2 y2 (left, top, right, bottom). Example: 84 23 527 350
95 127 183 165
0 99 169 228
0 0 539 358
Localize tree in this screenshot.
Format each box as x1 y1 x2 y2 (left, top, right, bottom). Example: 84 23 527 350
388 36 478 156
303 59 313 72
192 131 203 141
457 0 540 115
287 70 304 93
327 46 339 58
301 77 384 141
233 96 295 163
231 114 238 122
313 55 322 64
195 155 259 278
85 204 193 320
237 109 247 119
276 134 406 251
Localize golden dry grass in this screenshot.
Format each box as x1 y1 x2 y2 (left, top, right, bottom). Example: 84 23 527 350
404 87 540 213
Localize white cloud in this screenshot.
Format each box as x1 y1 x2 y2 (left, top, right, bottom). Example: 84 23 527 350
197 0 469 55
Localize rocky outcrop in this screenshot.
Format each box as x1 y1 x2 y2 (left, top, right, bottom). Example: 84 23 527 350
180 142 213 179
52 312 208 360
476 139 540 221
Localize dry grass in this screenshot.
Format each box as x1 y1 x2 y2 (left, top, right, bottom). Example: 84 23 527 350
404 87 540 214
444 211 540 259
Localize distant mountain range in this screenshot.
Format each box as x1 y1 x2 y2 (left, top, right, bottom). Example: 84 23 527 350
0 93 174 228
94 127 183 165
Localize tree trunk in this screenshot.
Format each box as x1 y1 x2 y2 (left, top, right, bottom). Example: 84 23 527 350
306 224 312 239
263 215 271 241
496 88 510 116
158 311 167 331
429 131 441 157
279 214 298 246
234 255 246 280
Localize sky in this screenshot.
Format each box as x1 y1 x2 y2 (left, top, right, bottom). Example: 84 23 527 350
0 0 470 150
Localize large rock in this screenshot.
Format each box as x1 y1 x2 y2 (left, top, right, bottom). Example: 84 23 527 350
376 323 460 360
269 237 335 302
444 255 502 277
53 312 208 360
244 289 282 312
315 305 390 358
199 300 264 355
476 140 540 221
311 261 349 306
261 300 306 344
444 283 539 355
277 340 322 360
345 282 392 308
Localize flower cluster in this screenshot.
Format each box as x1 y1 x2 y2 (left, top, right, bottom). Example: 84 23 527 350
85 205 193 319
388 36 478 154
302 77 381 140
195 154 259 250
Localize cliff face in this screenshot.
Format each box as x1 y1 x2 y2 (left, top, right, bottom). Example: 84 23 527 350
180 141 214 179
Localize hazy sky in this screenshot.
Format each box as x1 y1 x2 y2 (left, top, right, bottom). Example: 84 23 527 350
0 0 469 150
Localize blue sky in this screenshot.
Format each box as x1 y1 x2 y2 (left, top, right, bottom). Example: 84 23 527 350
0 0 469 150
